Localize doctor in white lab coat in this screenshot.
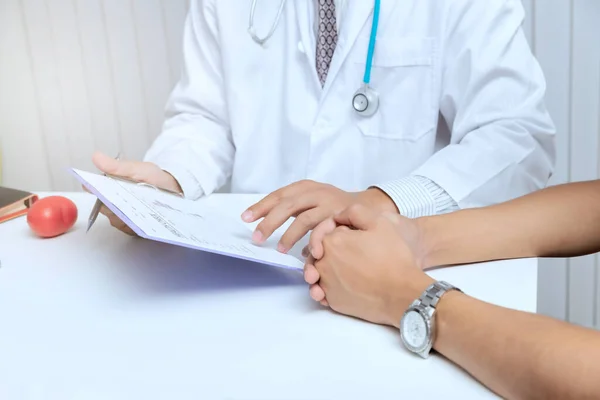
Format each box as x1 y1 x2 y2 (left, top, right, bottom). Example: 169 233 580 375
92 0 555 253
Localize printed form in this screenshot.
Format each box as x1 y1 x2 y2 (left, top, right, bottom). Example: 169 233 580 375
71 169 305 271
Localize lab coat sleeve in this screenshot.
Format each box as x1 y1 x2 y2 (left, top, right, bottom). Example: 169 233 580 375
143 0 234 200
380 0 556 215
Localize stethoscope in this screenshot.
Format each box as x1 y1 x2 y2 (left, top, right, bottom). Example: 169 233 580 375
248 0 381 117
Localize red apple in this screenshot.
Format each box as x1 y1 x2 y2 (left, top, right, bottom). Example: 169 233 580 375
27 196 78 238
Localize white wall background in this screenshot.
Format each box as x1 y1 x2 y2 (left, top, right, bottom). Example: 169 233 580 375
0 0 599 327
0 0 189 191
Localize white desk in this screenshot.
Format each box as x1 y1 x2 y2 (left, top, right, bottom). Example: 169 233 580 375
0 192 537 400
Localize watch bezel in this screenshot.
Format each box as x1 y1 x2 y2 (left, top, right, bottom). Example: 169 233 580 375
400 304 435 355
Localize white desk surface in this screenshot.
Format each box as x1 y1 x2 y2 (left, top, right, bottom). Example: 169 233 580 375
0 192 537 400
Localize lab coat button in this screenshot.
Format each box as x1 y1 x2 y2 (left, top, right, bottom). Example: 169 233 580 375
297 41 305 53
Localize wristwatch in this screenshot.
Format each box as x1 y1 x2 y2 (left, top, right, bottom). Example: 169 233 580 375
400 280 461 358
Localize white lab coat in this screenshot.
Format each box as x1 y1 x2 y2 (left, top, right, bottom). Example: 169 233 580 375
144 0 556 212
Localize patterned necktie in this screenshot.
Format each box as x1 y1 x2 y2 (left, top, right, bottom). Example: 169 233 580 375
316 0 338 87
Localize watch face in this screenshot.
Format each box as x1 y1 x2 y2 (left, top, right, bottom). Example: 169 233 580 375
402 310 428 350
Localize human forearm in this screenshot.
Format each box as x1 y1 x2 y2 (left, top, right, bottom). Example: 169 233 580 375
430 292 600 399
145 0 233 199
418 180 600 268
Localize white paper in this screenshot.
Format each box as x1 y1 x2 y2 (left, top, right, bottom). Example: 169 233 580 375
71 168 305 270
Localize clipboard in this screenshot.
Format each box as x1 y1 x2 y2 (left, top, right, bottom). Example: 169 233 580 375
69 168 306 271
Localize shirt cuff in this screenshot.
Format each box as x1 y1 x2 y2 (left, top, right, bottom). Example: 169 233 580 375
374 175 459 218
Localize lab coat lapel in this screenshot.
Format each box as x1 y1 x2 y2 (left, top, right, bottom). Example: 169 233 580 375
323 1 374 93
294 0 321 89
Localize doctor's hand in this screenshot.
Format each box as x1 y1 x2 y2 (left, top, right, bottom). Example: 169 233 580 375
305 204 433 327
241 180 397 253
303 205 424 306
86 151 183 236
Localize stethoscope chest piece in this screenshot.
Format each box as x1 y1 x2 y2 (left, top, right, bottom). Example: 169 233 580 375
352 85 379 117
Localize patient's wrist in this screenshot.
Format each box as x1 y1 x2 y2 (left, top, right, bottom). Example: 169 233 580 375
414 216 440 270
386 273 435 328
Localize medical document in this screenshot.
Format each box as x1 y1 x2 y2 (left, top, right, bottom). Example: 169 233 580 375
70 168 304 271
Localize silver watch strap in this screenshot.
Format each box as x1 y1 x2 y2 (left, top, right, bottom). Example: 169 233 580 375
416 281 461 309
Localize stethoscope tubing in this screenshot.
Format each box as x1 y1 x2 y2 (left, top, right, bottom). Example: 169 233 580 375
363 0 380 85
248 0 381 115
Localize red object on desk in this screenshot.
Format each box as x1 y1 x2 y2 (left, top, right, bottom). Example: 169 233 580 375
27 196 78 238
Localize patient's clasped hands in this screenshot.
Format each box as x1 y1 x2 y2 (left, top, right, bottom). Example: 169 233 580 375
302 204 434 328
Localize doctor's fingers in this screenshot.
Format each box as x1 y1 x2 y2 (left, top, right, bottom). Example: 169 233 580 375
241 180 317 223
100 205 137 236
278 208 334 253
251 196 320 246
110 218 137 236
